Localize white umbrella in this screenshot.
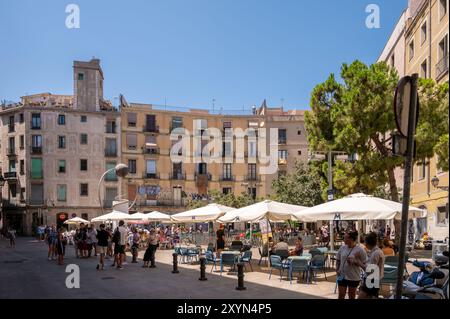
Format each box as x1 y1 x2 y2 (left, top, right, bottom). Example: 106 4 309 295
171 203 235 223
145 211 172 222
218 200 308 223
292 193 426 222
64 217 90 225
91 210 143 222
128 212 148 220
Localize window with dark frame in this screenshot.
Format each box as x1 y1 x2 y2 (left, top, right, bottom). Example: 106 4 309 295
278 129 287 144
78 73 84 80
58 160 66 173
80 134 88 145
128 159 137 174
80 159 88 171
80 183 89 196
31 113 41 129
58 136 66 149
80 115 87 123
20 160 24 175
58 114 66 125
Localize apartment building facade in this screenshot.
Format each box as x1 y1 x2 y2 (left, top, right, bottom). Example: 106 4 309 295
405 0 449 240
120 99 308 213
0 59 121 235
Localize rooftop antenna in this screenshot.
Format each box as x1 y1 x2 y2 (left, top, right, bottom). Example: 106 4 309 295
164 97 167 110
212 98 215 113
281 98 284 108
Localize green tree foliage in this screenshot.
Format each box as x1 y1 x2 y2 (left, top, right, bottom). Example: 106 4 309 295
271 161 323 206
186 190 258 209
306 60 402 200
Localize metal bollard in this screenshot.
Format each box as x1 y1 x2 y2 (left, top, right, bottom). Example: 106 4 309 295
236 263 246 290
172 253 179 274
199 256 207 281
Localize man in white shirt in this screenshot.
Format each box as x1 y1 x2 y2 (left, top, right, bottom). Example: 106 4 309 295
117 220 128 269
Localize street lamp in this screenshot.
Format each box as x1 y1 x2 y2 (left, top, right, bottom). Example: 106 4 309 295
431 176 449 191
98 163 129 215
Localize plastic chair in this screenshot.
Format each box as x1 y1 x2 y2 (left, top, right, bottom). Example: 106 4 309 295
381 266 399 295
230 241 243 251
205 250 219 272
385 256 399 267
220 253 238 275
274 250 290 260
240 250 253 272
288 258 310 284
269 255 289 281
207 243 215 252
309 248 324 258
310 255 328 282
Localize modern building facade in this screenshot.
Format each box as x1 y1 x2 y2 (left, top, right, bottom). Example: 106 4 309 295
0 59 122 235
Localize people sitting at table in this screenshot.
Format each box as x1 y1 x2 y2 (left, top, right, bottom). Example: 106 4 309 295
289 237 304 256
270 237 289 256
382 238 395 256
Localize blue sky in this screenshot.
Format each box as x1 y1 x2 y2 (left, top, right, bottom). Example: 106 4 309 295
0 0 407 111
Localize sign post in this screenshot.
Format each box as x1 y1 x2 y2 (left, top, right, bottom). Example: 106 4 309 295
394 74 419 299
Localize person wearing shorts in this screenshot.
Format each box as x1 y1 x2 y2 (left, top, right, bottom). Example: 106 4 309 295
336 231 367 299
47 225 58 260
96 224 110 270
358 232 385 299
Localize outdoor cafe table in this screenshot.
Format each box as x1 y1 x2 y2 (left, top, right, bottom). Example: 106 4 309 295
176 246 202 263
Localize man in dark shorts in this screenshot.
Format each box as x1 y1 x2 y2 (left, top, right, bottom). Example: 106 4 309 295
96 224 110 270
216 224 225 258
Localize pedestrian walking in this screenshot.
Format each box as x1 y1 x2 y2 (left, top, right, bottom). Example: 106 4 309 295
113 220 128 269
131 227 140 263
358 232 385 299
86 225 97 257
47 224 58 260
216 224 225 258
336 231 367 299
56 228 67 265
96 224 110 270
8 227 16 248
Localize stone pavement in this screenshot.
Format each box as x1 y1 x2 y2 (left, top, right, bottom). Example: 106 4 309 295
0 237 334 299
0 237 429 299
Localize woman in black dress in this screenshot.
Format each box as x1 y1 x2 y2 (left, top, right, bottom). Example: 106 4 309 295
216 224 225 258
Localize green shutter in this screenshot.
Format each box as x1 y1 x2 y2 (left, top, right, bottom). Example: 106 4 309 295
31 158 42 179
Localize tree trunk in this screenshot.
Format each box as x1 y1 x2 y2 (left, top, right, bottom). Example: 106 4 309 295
388 167 401 245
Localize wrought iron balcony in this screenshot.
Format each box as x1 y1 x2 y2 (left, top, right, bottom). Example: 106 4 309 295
142 173 160 179
3 171 17 179
6 148 16 157
143 148 159 155
143 125 160 133
219 175 235 182
104 148 118 157
31 146 42 154
245 175 260 182
170 172 186 180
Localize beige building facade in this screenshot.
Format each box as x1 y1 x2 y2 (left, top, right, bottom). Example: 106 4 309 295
405 0 449 240
0 59 122 235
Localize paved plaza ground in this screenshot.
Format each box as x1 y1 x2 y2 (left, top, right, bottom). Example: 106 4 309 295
0 237 430 299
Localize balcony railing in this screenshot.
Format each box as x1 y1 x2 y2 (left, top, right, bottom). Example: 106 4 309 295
219 175 235 182
245 175 260 182
31 122 41 130
31 146 42 154
4 171 17 179
105 149 118 157
103 200 113 208
142 173 160 179
436 53 449 79
6 148 16 156
29 198 44 205
143 148 160 155
170 172 186 180
278 138 287 145
136 199 188 207
143 125 160 133
195 173 212 181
